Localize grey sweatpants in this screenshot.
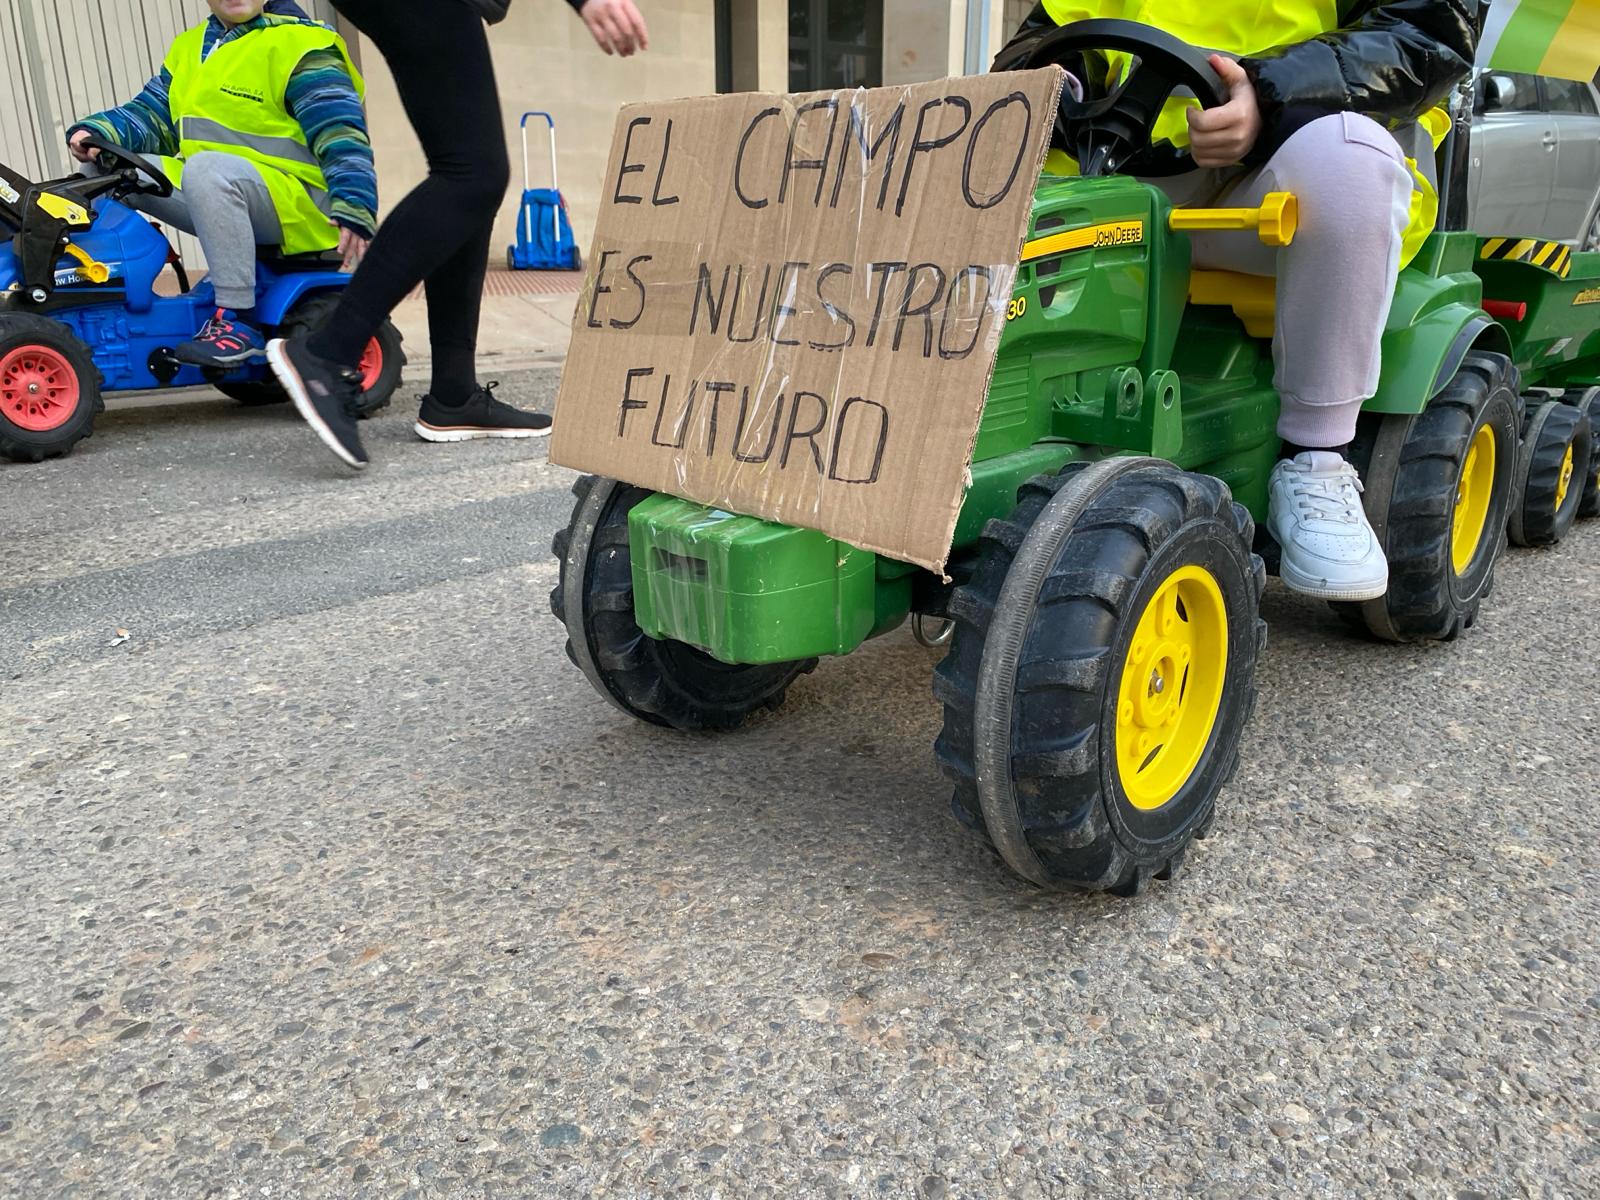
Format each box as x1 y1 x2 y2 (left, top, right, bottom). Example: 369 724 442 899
88 150 319 310
1159 112 1415 447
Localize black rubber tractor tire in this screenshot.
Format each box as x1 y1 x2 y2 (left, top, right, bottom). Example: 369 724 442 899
0 313 104 464
933 458 1266 896
1334 351 1519 642
1509 398 1591 547
216 293 405 418
1570 387 1600 519
549 475 817 731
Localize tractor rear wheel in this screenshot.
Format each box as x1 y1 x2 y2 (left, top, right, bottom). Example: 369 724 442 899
934 458 1265 895
217 293 404 417
1509 398 1591 546
0 314 103 463
1334 351 1519 642
550 475 816 731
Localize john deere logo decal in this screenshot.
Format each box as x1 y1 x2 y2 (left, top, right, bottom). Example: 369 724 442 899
1021 219 1145 263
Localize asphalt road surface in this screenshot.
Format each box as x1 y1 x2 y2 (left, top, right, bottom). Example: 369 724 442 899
2 373 1597 1199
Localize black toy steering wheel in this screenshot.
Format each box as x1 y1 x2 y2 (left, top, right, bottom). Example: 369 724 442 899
992 18 1229 178
83 134 175 198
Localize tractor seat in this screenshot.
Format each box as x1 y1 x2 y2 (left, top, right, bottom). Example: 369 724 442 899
258 248 346 273
1188 270 1276 338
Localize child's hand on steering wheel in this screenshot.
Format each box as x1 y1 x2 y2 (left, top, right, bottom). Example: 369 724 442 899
68 130 98 164
1185 55 1262 168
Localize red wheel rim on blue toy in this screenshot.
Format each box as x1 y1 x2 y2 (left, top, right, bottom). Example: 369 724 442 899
357 338 383 391
0 345 81 432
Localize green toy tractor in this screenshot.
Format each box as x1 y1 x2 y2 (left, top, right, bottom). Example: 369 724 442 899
552 22 1600 895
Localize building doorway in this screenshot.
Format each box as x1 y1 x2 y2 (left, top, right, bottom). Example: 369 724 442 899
789 0 883 91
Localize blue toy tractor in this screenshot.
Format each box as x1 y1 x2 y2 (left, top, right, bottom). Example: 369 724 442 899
0 137 404 463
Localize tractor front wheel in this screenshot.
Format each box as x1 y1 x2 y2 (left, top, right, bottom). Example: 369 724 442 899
550 476 816 731
0 314 103 463
1509 398 1591 547
934 458 1265 895
1335 351 1519 642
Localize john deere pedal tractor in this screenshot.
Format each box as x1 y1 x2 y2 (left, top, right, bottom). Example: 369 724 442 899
552 22 1600 894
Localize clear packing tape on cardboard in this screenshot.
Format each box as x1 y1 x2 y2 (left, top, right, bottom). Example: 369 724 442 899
550 69 1065 576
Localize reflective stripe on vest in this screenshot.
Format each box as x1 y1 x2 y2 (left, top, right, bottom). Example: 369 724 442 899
1036 0 1442 267
163 19 363 255
177 116 321 169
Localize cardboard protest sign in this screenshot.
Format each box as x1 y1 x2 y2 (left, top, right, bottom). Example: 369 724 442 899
550 69 1063 572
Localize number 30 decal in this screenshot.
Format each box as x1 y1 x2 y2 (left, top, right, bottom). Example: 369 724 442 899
1006 296 1028 321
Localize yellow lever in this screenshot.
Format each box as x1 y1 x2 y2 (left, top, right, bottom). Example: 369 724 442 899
1168 191 1298 247
62 242 111 284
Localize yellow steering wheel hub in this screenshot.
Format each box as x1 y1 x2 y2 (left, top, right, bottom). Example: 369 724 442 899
1452 424 1496 575
1556 443 1575 512
1114 564 1228 811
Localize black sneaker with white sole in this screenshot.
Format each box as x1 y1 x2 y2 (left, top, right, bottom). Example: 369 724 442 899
415 383 552 442
267 334 369 470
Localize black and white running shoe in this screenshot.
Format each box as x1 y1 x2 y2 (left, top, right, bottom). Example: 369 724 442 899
267 334 369 470
414 383 552 442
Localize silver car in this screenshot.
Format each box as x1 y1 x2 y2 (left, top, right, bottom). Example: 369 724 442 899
1471 69 1600 247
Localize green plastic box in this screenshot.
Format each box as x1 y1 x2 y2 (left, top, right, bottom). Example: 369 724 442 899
628 494 876 664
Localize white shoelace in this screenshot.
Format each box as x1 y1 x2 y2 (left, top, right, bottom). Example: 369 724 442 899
1289 464 1366 526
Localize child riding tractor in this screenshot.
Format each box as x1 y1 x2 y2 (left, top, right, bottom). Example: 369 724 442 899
68 0 374 371
550 9 1600 895
0 0 404 463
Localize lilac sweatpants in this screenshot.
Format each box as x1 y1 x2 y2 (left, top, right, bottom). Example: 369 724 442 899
1163 112 1415 448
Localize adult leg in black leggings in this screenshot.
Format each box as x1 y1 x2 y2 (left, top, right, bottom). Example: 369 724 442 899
314 0 505 399
268 0 548 468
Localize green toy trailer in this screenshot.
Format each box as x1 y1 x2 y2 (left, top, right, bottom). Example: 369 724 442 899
1475 239 1600 541
551 22 1600 895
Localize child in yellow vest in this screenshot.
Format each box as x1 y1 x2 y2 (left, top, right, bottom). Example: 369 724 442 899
998 1 1478 601
69 0 373 368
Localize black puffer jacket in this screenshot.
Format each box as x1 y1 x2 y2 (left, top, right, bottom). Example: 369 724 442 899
999 0 1480 164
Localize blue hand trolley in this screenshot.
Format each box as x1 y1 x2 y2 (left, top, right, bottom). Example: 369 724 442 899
507 111 581 271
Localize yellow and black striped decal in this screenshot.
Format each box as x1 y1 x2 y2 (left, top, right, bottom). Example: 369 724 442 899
1022 219 1145 263
1480 236 1572 279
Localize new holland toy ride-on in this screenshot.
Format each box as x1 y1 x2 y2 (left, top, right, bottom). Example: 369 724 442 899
552 22 1600 895
0 136 405 463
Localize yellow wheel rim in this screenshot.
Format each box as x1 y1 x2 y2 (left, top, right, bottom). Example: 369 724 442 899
1555 443 1575 512
1452 424 1497 575
1114 565 1228 811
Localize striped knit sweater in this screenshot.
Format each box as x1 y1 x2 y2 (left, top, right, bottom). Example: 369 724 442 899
70 13 377 238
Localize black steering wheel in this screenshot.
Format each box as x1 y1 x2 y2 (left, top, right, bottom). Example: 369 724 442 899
992 18 1229 178
83 134 175 198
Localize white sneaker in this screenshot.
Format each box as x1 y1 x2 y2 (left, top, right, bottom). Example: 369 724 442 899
1268 451 1389 601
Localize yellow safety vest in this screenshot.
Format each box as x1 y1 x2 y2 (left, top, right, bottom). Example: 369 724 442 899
1037 0 1445 265
162 19 364 255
